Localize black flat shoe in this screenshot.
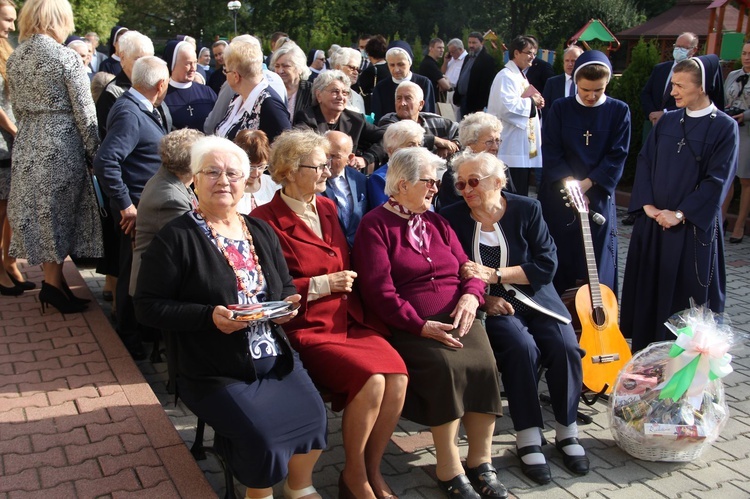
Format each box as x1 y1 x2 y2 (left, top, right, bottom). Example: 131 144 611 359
0 282 22 296
622 213 636 226
516 445 551 485
8 274 35 291
102 290 114 301
39 282 86 314
556 437 589 475
730 236 744 244
466 463 508 498
438 474 480 498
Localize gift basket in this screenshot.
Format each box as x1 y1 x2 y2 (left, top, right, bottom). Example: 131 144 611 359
609 305 737 462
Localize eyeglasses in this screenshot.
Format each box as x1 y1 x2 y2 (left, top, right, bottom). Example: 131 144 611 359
455 176 490 191
299 160 332 173
198 168 246 182
223 67 238 75
343 64 360 73
521 50 537 57
483 138 502 148
324 88 350 98
249 164 268 172
418 178 437 188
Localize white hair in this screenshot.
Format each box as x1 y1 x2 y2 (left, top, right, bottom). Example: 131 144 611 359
118 31 155 60
458 112 503 147
384 147 444 196
190 135 250 177
271 42 312 80
383 120 425 154
395 81 423 102
131 56 169 90
330 47 362 70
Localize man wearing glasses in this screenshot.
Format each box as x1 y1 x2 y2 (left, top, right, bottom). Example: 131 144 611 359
488 35 544 196
319 131 368 247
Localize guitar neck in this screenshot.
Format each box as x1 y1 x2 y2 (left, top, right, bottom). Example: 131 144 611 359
579 217 604 308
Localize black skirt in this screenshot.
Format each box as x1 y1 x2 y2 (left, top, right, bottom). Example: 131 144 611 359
389 314 502 427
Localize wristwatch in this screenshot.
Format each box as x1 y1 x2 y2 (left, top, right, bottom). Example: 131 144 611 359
675 210 685 224
494 268 502 283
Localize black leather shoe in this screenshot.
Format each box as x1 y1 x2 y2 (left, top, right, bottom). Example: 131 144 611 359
8 274 35 291
437 474 480 498
466 463 508 498
622 213 636 225
516 445 551 485
730 236 744 244
556 437 589 475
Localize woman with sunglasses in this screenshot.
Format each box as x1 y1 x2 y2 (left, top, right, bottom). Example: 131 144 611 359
233 129 280 212
251 129 408 499
353 147 506 499
441 150 587 485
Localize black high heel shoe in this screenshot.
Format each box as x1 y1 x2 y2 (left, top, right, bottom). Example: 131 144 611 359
60 280 91 305
8 274 36 291
39 282 86 314
0 281 22 296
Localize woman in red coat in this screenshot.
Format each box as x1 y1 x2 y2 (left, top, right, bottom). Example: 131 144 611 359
251 129 407 499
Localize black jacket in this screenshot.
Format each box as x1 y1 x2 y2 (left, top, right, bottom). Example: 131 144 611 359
134 213 298 400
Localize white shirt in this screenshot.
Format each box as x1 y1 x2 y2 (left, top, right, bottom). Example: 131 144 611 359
127 87 154 112
487 60 542 168
446 51 467 86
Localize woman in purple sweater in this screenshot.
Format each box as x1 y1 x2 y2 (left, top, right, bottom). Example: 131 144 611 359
352 147 507 499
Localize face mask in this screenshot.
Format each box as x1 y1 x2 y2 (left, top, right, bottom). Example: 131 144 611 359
673 47 690 62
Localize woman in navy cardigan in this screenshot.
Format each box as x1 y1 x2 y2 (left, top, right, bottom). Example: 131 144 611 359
441 151 588 485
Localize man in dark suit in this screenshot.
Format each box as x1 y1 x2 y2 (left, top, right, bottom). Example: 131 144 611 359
94 56 169 360
525 58 554 94
641 32 725 126
542 45 584 109
453 32 497 120
319 131 368 247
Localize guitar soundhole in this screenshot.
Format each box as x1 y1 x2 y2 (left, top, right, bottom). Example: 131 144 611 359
592 307 607 328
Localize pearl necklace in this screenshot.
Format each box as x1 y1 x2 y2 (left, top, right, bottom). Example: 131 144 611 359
197 208 264 298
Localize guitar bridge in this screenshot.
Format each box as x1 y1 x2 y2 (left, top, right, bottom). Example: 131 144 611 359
591 354 620 364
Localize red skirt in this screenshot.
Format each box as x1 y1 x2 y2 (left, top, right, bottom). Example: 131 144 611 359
294 325 407 411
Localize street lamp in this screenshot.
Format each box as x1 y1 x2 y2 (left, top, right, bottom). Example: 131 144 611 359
227 1 241 37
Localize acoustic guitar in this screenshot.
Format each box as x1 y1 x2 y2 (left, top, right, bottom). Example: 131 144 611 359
562 180 632 395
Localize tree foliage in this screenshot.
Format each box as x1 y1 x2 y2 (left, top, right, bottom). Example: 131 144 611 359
110 0 648 56
70 0 121 39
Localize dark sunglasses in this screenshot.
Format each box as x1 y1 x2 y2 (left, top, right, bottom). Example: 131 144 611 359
455 176 489 191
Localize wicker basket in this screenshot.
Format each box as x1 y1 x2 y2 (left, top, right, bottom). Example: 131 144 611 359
608 342 729 462
612 421 707 462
